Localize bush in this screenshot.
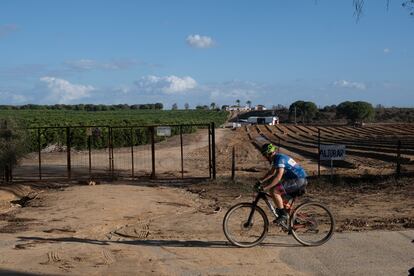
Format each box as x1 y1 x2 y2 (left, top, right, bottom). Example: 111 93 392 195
0 120 29 182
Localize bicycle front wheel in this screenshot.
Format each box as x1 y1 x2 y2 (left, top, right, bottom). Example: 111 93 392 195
290 202 335 246
223 203 269 248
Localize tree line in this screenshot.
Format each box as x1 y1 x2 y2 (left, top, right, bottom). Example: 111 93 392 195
288 100 375 124
0 103 164 111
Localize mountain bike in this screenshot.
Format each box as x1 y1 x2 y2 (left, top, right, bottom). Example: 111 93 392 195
223 184 335 247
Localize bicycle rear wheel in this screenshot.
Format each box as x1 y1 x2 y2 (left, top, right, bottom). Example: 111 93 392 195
290 202 335 246
223 203 269 248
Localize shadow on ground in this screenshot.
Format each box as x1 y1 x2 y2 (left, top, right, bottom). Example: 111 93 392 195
17 236 301 248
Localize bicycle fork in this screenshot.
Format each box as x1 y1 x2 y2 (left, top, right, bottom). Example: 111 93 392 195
245 193 279 227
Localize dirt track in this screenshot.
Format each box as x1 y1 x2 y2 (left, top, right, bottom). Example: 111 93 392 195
0 178 413 275
0 183 304 275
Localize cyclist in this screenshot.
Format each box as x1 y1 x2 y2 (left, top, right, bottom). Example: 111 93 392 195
257 143 308 227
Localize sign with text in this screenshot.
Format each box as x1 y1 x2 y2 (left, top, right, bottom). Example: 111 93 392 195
156 126 171 137
320 144 346 160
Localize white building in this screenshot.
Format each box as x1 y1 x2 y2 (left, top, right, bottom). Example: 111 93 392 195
247 116 279 125
254 105 267 111
225 105 252 111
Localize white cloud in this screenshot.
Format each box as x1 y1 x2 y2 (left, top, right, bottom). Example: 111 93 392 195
186 34 215 48
65 59 138 71
0 90 27 104
40 76 94 103
383 48 391 54
333 80 366 90
176 80 268 107
135 75 197 94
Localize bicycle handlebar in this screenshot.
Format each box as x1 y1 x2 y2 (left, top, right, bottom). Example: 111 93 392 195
253 182 264 193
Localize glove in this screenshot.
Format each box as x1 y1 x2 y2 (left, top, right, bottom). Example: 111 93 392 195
254 181 264 192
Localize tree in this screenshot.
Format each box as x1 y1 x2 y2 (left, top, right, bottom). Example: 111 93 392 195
246 100 252 108
402 0 414 15
353 0 414 20
289 101 318 123
154 103 164 110
337 101 375 123
210 102 216 110
184 103 190 110
322 104 337 113
236 99 240 107
172 103 178 110
196 105 209 110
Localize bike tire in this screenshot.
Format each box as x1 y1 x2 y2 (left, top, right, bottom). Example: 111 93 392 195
223 202 269 248
290 201 335 246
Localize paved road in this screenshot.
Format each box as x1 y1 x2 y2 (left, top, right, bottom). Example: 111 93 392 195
274 230 414 275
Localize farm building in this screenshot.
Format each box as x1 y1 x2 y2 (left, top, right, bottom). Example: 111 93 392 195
247 116 279 125
254 105 267 111
225 105 251 112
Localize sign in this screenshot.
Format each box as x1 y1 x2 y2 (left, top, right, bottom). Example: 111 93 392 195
320 144 346 160
156 126 171 137
86 127 92 136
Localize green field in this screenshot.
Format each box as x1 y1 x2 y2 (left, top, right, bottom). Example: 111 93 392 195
0 109 229 127
0 109 229 151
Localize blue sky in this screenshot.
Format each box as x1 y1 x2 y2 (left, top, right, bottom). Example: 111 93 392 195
0 0 413 108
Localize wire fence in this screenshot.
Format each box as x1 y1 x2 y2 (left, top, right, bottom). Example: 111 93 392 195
4 123 216 182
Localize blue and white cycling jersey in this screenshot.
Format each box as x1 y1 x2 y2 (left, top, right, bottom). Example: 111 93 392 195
272 153 307 179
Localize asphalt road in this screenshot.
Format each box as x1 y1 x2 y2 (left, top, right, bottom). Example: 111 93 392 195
274 230 414 276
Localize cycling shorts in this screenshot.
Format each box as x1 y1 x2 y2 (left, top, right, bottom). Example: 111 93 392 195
275 178 307 196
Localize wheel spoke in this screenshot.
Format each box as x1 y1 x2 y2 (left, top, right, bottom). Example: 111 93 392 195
291 202 335 246
223 203 268 247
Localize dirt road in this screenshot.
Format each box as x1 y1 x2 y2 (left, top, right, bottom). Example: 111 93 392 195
0 183 301 275
0 182 413 275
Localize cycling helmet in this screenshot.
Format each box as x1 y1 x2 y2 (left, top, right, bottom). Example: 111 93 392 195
261 143 277 155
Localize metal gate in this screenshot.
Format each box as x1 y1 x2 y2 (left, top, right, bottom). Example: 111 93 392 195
10 123 216 181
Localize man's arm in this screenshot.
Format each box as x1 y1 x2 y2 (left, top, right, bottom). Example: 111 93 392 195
259 167 276 183
263 167 284 191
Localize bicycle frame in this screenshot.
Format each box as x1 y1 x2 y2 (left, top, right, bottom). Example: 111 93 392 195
246 191 297 229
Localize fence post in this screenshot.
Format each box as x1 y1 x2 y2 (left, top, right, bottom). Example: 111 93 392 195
211 122 216 179
38 128 42 180
231 146 235 181
131 128 134 178
88 134 92 177
208 124 212 179
318 128 321 177
396 140 401 178
108 127 112 176
111 128 114 179
150 126 156 179
180 126 184 179
66 127 71 179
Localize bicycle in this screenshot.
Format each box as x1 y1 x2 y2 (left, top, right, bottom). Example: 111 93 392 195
223 183 335 247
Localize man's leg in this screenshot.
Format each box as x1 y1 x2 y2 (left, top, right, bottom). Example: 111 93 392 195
270 185 284 209
270 185 288 226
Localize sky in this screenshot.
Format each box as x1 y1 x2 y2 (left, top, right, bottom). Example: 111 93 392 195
0 0 413 109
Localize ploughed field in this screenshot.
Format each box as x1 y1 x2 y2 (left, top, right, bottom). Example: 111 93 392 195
240 124 414 176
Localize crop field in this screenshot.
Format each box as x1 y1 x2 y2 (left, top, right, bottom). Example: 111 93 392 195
0 109 228 151
0 109 228 127
241 123 414 176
